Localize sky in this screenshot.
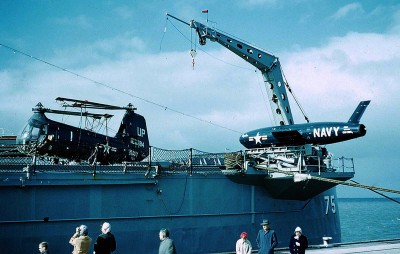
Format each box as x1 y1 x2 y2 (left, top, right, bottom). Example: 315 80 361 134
1 0 400 198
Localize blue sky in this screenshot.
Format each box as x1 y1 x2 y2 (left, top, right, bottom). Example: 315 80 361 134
1 0 400 198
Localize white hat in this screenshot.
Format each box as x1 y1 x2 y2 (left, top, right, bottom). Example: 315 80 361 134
102 222 111 233
295 226 302 233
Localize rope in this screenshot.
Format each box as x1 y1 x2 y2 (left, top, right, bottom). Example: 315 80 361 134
224 152 244 169
350 180 400 204
312 175 400 195
255 166 400 195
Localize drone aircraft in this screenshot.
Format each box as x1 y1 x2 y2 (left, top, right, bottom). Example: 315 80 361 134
167 13 370 149
240 100 370 149
17 97 149 164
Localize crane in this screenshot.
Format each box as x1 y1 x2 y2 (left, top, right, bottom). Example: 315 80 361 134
166 13 294 127
166 13 369 150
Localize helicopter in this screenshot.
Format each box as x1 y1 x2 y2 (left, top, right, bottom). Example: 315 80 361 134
16 97 149 165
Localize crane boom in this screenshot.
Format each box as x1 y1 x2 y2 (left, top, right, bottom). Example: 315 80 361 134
167 13 294 126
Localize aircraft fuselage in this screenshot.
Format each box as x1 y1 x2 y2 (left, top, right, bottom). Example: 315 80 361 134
240 122 366 148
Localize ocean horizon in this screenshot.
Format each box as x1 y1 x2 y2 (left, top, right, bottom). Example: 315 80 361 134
338 197 400 243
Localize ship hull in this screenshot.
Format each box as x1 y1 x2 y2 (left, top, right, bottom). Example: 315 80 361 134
0 164 341 253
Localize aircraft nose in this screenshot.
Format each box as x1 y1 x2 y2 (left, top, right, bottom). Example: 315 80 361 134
239 134 246 146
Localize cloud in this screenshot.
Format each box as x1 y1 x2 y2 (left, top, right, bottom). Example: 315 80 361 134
235 0 278 9
330 3 364 21
49 34 147 67
113 6 134 19
282 31 400 119
243 0 276 5
53 15 93 29
389 8 400 33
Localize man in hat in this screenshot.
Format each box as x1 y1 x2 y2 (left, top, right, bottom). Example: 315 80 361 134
289 226 308 254
256 219 278 254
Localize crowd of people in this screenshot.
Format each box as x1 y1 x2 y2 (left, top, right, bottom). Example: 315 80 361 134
37 223 176 254
38 219 307 254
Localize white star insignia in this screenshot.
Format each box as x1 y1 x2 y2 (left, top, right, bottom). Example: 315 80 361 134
254 132 262 144
249 132 268 144
103 143 111 154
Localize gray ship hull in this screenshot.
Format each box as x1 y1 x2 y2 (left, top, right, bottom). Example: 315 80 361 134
0 163 341 253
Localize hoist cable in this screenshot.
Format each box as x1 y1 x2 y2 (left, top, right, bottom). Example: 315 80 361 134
166 18 254 71
281 67 310 123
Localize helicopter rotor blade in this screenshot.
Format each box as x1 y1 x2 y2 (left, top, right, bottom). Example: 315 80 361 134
56 97 136 111
33 106 113 119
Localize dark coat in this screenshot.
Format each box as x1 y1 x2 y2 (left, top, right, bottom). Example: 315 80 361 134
256 229 278 254
94 232 116 254
289 234 308 254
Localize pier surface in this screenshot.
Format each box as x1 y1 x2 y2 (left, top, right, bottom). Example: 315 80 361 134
279 239 400 254
214 239 400 254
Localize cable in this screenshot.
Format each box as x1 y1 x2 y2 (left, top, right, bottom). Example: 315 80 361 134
159 174 188 215
281 67 310 123
159 17 168 52
255 70 274 124
0 43 242 134
166 18 254 71
255 165 400 196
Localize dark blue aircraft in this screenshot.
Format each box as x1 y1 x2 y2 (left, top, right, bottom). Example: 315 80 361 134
17 97 149 164
240 100 370 148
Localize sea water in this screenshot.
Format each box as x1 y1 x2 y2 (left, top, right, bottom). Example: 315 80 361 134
339 198 400 242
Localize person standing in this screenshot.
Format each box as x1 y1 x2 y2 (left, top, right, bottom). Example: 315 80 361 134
158 228 177 254
69 224 92 254
94 222 116 254
289 227 308 254
236 231 252 254
38 242 49 254
256 219 278 254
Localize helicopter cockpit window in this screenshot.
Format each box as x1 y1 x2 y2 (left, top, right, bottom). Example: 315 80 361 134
20 124 31 138
31 126 40 139
20 123 43 141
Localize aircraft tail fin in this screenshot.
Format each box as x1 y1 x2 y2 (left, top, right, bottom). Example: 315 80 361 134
348 100 370 123
116 110 150 161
